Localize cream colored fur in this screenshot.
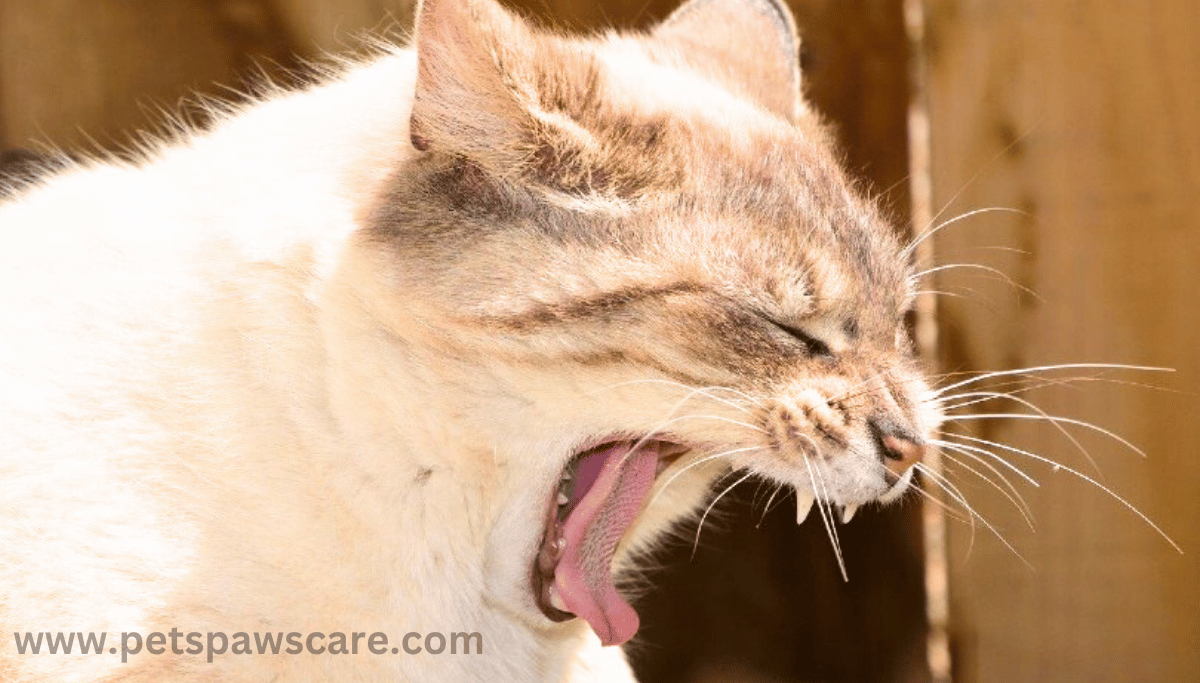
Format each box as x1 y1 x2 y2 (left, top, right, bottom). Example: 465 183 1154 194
0 0 937 681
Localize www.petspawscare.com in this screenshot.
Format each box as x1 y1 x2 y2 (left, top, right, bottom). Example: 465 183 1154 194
12 629 483 663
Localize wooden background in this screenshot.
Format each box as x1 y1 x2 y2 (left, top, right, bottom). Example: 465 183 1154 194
2 1 1196 682
924 0 1200 681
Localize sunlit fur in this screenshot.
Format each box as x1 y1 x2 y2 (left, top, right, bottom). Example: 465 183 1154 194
0 0 952 681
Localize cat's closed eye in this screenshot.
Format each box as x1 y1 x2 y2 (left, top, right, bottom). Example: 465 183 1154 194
766 318 834 357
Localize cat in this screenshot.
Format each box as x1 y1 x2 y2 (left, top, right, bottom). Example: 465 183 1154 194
0 0 940 680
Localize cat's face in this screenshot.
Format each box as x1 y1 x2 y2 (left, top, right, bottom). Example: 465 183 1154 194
363 0 939 647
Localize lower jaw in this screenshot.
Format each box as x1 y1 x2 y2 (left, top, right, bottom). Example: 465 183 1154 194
878 467 915 503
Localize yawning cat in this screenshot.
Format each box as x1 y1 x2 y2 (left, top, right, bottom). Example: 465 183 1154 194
0 0 938 680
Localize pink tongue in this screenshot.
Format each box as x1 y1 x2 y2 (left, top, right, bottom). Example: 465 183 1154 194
554 442 659 647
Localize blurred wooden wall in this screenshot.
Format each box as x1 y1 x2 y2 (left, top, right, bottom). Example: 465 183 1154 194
924 0 1200 681
0 1 417 152
0 1 920 682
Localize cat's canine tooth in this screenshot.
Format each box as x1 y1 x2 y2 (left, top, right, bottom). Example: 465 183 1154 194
795 488 815 525
561 470 572 481
548 585 569 613
557 492 569 506
840 504 859 524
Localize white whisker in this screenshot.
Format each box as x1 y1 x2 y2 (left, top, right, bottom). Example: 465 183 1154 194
912 289 970 300
648 446 764 507
828 372 883 404
663 386 756 417
616 413 766 471
936 447 1035 530
919 463 976 556
930 438 1039 487
934 372 1174 413
943 372 1188 399
691 470 755 558
917 463 1032 568
912 262 1004 280
934 363 1172 398
707 385 769 410
938 391 1104 474
942 434 1182 553
671 414 768 433
903 473 971 525
903 206 1029 258
910 262 1045 303
757 483 786 527
943 412 1146 459
587 378 758 414
803 456 848 581
814 464 848 577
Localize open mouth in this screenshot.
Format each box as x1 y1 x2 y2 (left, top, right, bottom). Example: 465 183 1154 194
531 437 917 646
532 438 686 647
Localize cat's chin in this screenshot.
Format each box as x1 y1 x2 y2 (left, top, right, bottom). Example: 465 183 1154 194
877 467 916 504
531 438 688 647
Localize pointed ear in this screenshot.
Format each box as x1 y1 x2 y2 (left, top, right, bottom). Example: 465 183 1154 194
409 0 535 164
652 0 802 120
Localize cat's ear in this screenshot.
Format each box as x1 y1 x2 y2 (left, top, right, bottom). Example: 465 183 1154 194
408 0 656 199
408 0 535 164
652 0 803 120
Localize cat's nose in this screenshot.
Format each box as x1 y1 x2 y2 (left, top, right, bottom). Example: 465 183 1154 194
869 418 925 477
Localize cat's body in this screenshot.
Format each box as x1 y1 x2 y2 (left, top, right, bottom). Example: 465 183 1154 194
0 0 937 681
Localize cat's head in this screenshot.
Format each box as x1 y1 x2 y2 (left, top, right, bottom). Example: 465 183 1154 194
359 0 939 647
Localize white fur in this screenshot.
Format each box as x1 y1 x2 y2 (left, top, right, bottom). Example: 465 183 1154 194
0 49 650 682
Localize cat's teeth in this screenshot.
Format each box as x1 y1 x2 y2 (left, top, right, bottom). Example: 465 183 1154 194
841 504 859 524
561 470 572 481
795 488 815 525
548 585 569 613
557 492 569 506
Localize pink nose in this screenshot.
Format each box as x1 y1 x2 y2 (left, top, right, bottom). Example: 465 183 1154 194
879 432 925 477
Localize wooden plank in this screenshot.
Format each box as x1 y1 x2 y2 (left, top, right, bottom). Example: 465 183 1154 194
271 0 415 56
0 0 300 151
0 1 410 152
0 0 224 150
923 0 1200 681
